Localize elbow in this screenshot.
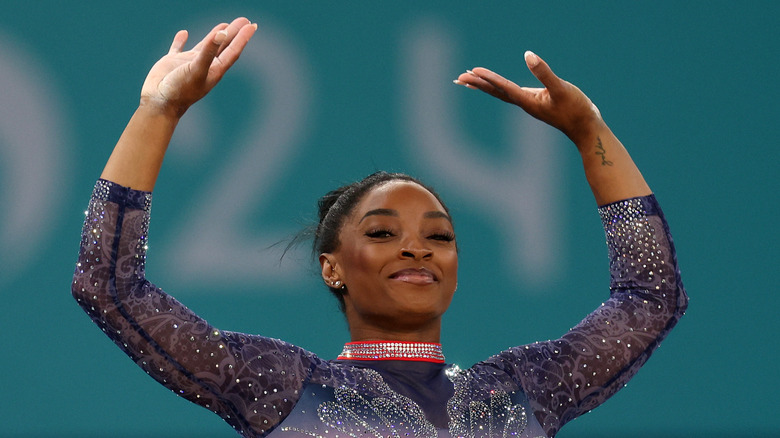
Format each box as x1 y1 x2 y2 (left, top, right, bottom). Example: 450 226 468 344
674 280 689 321
71 261 90 307
658 272 688 331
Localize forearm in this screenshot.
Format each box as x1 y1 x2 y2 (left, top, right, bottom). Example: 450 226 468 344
71 180 312 435
100 103 180 191
571 120 651 206
497 195 687 436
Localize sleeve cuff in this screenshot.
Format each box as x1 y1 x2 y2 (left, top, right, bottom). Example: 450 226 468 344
93 179 152 211
598 194 659 224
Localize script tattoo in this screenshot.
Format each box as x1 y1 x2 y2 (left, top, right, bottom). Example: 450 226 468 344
595 137 613 166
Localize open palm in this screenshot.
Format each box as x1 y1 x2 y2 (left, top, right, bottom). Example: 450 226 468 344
140 17 256 117
455 51 603 144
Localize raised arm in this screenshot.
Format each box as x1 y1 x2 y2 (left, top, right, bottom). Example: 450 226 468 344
102 17 256 191
457 53 687 435
455 51 650 206
73 20 316 437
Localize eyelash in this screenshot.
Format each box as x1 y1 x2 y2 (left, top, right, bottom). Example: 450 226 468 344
365 229 455 242
429 231 456 242
365 229 394 238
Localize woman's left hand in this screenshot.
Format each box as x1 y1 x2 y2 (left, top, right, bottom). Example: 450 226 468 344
456 51 652 204
455 51 603 146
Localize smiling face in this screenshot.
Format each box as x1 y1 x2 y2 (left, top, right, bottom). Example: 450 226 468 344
320 180 458 341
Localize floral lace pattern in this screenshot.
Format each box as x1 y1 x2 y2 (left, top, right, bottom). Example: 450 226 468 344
73 180 314 436
446 365 546 438
73 181 686 438
281 368 438 438
485 196 687 435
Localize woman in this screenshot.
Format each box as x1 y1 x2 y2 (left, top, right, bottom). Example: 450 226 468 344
72 17 687 438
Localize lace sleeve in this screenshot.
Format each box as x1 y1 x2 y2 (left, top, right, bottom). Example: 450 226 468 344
71 180 315 437
485 195 688 437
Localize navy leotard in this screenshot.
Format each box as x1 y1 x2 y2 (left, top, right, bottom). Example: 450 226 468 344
72 179 687 437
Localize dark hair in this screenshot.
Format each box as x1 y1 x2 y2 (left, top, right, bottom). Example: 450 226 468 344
313 171 451 311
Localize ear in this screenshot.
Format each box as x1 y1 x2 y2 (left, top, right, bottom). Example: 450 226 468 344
319 253 340 285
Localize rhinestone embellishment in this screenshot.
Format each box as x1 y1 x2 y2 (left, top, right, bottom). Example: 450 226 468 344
338 341 445 363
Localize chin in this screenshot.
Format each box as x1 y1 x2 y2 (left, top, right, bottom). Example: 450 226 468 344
394 300 450 321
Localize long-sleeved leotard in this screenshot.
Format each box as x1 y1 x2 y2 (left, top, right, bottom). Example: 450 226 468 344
72 179 687 438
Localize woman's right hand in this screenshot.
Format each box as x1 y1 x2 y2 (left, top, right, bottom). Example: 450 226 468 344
140 17 257 118
100 18 256 191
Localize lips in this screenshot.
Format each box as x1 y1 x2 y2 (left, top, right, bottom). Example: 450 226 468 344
389 268 438 285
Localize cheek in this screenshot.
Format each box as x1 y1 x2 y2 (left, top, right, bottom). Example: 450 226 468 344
341 244 392 279
440 251 459 287
444 249 458 271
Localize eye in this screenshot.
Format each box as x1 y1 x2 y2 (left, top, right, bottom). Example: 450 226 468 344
365 228 395 239
428 231 455 242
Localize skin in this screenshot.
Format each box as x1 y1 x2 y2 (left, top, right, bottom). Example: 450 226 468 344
454 51 651 206
319 181 459 342
100 22 651 342
101 17 257 191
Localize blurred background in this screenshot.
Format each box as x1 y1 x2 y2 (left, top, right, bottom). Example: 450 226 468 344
2 1 777 437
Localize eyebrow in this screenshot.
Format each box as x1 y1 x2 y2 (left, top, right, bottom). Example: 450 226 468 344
424 211 452 222
359 208 452 223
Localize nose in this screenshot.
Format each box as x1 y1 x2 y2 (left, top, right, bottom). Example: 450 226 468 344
399 246 433 261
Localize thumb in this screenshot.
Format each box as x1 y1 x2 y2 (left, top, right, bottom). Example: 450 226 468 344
524 50 540 68
524 51 560 91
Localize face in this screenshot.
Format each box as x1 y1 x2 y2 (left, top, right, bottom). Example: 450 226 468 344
321 181 458 338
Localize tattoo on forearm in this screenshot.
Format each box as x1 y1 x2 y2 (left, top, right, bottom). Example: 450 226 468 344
595 137 614 166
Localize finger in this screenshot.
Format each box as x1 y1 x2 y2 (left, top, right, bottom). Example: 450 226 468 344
454 70 496 92
471 67 520 92
454 71 508 103
213 22 258 71
191 23 229 52
455 67 550 117
458 68 528 105
214 17 253 57
190 26 228 79
168 30 188 55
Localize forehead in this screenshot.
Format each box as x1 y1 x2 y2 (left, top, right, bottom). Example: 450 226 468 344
354 180 446 215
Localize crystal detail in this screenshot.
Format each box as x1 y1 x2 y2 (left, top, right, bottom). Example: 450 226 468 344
338 341 445 362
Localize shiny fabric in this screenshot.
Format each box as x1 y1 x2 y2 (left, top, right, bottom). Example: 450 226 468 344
72 179 687 437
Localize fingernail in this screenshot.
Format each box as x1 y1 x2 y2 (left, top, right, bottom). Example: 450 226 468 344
252 23 258 30
466 69 477 77
524 51 539 67
453 80 476 89
215 29 228 44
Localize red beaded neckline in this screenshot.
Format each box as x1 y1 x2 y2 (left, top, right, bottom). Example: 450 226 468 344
338 341 445 363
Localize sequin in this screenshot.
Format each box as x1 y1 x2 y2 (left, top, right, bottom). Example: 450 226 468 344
73 181 686 438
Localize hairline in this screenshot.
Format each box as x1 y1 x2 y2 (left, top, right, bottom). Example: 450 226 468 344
350 179 450 223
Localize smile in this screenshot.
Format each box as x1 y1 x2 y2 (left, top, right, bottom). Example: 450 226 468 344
389 268 438 285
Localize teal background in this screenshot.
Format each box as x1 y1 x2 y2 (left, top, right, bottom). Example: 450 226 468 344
2 1 778 436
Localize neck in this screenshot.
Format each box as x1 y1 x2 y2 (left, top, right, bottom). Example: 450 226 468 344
343 301 446 342
348 319 442 344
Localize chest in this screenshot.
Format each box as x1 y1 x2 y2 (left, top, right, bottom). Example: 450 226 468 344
268 365 547 438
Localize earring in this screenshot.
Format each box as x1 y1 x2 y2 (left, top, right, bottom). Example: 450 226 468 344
331 280 341 287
